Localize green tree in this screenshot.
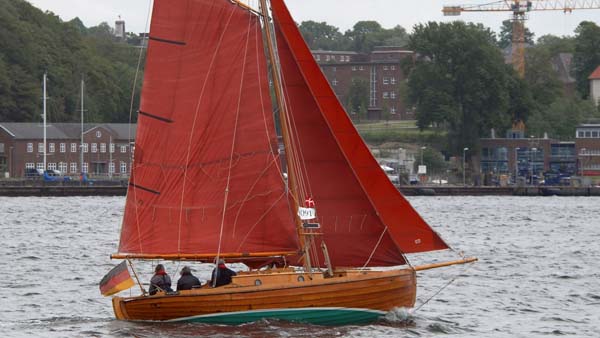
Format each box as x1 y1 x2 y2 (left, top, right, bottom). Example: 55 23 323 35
346 78 369 122
527 97 599 139
573 21 600 98
299 21 347 50
524 46 563 107
407 22 519 154
498 19 535 49
413 147 447 176
536 34 575 55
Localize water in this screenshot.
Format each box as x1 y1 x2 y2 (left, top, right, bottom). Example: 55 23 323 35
1 196 599 337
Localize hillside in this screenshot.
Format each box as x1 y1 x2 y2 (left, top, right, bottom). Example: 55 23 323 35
0 0 142 123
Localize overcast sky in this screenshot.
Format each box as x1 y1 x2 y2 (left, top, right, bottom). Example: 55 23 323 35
27 0 599 39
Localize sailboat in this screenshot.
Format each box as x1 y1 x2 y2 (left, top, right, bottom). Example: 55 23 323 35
106 0 475 325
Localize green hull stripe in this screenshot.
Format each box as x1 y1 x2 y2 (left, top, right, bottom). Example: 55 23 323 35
167 307 386 326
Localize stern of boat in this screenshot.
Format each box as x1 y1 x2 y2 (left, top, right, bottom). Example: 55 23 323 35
112 296 127 320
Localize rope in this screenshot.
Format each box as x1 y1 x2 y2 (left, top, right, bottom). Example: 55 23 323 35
360 225 388 270
412 262 473 313
215 10 254 275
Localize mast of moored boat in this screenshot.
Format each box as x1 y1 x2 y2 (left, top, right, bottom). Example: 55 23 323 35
80 76 84 181
43 72 47 171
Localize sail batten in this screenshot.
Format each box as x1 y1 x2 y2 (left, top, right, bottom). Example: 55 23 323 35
118 0 298 259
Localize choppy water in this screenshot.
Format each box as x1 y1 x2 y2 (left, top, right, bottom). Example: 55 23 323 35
1 196 599 337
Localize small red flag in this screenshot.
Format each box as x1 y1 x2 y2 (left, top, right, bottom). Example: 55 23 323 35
99 261 135 296
305 197 315 208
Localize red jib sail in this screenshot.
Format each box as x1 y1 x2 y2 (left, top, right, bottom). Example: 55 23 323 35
117 0 298 257
270 0 449 267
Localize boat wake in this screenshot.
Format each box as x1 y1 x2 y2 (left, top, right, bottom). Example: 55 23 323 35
382 308 415 325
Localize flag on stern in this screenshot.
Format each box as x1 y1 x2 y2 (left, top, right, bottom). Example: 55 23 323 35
99 261 135 296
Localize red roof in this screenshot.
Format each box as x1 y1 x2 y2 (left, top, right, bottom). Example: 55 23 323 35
589 65 600 80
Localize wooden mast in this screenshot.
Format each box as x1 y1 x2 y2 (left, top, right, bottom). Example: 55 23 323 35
258 0 310 271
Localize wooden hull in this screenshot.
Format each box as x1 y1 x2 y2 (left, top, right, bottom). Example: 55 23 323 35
112 268 416 325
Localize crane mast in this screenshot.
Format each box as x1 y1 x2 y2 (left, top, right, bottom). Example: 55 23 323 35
443 0 600 78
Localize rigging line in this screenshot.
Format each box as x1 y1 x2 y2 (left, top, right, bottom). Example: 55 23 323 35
231 154 281 236
413 263 474 313
123 0 153 255
360 225 389 270
177 5 237 252
216 11 255 265
235 191 287 252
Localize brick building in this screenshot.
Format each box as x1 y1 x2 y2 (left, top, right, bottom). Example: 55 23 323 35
478 123 600 184
312 47 414 120
576 123 600 178
0 123 136 178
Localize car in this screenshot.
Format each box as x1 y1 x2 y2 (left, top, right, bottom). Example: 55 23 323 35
43 170 71 182
25 168 44 179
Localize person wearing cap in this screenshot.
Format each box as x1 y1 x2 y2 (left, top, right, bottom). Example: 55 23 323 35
148 264 173 295
210 258 237 287
177 266 202 291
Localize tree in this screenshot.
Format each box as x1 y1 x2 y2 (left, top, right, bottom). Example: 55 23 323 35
498 19 534 49
299 21 347 51
407 22 518 155
413 147 447 176
573 21 600 98
524 46 563 107
346 78 369 122
527 97 599 140
536 34 575 55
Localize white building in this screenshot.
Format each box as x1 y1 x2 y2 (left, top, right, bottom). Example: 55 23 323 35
590 65 600 107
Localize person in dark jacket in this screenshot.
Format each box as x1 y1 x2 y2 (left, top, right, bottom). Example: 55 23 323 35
177 266 201 291
211 259 237 287
149 264 173 295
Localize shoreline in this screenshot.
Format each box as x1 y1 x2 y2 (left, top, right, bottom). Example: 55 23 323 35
0 183 598 197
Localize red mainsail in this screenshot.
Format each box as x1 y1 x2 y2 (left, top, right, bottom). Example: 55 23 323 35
117 0 298 257
270 0 449 267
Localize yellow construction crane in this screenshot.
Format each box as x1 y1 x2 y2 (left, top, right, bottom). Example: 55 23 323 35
442 0 600 77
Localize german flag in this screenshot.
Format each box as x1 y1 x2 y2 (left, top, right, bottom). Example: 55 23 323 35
99 261 135 296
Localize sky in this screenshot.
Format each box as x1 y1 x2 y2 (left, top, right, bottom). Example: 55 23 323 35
26 0 600 39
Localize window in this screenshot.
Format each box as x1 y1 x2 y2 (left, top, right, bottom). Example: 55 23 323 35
49 143 55 153
96 130 102 138
38 143 44 153
391 107 397 115
577 131 584 138
585 131 591 138
383 92 389 99
359 66 364 71
383 77 389 85
390 92 397 99
383 65 389 70
120 161 127 174
83 143 88 153
0 143 4 153
48 163 57 170
60 143 66 153
109 162 115 174
91 143 97 153
120 145 127 153
27 143 33 153
110 143 115 153
100 143 106 153
331 55 336 61
345 56 351 62
352 66 357 71
593 131 599 138
332 67 336 72
59 162 67 173
391 65 396 70
391 77 397 85
70 163 78 173
36 163 44 170
71 143 77 152
26 163 34 169
82 162 88 174
315 55 320 61
332 79 338 86
326 55 331 61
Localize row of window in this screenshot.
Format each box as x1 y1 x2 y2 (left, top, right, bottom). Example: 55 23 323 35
576 129 600 138
25 162 128 174
580 149 600 156
382 92 397 99
27 142 130 154
315 54 351 62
